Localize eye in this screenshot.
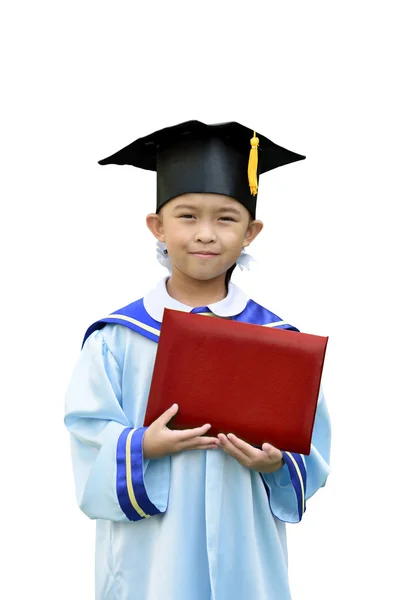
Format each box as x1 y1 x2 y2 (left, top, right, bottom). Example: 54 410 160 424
219 216 236 222
179 214 195 219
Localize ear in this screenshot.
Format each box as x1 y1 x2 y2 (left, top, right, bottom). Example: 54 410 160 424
243 219 263 248
146 213 166 242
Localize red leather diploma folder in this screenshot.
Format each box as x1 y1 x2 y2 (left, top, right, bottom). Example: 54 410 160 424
144 309 328 455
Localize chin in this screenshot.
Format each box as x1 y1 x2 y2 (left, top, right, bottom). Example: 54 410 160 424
184 268 227 282
175 265 226 281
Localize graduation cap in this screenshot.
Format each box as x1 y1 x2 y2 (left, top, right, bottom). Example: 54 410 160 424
99 120 305 219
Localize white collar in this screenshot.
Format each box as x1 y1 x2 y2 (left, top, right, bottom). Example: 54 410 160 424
143 276 249 323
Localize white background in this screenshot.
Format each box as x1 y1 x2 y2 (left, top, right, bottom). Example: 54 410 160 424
1 1 399 598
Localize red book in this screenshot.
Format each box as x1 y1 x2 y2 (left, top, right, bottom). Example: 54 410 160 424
144 309 328 455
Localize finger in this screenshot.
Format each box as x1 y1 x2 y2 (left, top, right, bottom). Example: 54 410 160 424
186 444 220 451
226 433 259 460
196 436 220 445
174 424 212 441
218 434 248 463
156 404 179 426
179 436 220 450
261 443 283 462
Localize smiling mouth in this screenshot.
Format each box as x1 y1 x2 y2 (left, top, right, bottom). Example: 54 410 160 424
190 252 219 257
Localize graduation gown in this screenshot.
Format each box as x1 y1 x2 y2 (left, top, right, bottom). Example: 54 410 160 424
65 277 331 600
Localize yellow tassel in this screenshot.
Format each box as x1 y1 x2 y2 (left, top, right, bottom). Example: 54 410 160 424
248 131 259 196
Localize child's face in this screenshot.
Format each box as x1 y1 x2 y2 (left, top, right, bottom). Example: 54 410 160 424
148 193 263 282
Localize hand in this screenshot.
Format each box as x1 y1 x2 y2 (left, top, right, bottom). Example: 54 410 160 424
143 404 220 460
218 433 284 474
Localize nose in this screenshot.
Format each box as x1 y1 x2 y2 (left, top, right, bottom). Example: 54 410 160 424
196 219 217 244
195 221 217 244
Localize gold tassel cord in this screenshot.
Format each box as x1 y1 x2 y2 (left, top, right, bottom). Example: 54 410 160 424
248 131 259 196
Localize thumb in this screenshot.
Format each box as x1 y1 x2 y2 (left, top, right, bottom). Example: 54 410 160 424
262 443 282 461
156 403 179 426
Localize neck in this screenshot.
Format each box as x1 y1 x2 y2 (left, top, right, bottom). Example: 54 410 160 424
166 269 229 307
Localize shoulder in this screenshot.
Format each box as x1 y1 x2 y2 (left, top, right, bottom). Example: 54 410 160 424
238 297 299 331
82 296 149 349
83 321 156 371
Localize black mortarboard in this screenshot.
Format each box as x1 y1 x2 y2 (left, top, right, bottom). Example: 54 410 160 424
99 120 305 219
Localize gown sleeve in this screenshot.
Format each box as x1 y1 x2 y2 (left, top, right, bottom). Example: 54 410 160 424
64 329 170 522
261 387 331 523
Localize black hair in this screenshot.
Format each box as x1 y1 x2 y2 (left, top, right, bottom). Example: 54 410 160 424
224 212 253 289
225 263 237 289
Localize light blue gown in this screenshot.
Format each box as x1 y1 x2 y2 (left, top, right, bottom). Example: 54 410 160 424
65 277 331 600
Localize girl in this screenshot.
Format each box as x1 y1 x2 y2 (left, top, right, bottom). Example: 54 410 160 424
65 120 331 600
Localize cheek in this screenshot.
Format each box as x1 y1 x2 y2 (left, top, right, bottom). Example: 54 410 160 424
165 229 189 251
222 230 245 250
